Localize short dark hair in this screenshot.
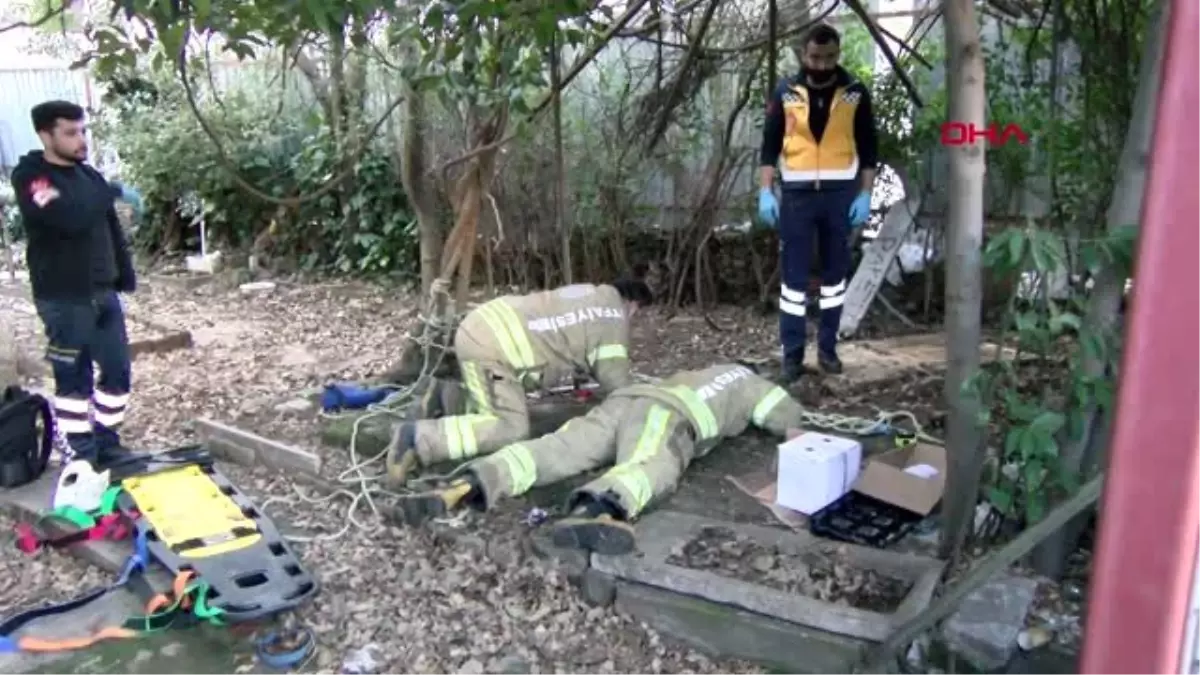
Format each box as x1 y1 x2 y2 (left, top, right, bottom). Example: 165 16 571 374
31 100 84 134
803 23 841 48
613 278 654 307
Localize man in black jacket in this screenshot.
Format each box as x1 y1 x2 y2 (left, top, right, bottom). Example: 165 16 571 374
11 100 141 463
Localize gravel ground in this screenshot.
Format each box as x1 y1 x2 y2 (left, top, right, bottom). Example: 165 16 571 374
0 273 765 674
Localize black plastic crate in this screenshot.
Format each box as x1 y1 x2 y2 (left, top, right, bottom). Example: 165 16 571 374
810 491 923 548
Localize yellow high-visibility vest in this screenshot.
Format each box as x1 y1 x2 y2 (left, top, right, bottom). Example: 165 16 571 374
780 82 866 186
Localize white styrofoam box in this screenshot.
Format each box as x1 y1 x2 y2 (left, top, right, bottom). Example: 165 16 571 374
185 251 222 274
775 432 863 515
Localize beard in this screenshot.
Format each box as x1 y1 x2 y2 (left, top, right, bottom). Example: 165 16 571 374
53 141 87 163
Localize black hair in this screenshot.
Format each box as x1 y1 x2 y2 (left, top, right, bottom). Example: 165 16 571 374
31 100 84 134
803 23 841 48
613 277 654 307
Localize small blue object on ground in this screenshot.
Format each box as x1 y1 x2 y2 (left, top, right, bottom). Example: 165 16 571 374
320 384 391 412
255 627 315 670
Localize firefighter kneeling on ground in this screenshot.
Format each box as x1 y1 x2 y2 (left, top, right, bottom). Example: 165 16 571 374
390 363 805 556
384 275 655 490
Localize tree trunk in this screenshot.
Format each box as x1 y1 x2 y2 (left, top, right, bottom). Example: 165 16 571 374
1031 0 1168 578
937 0 988 562
398 80 443 296
550 34 571 285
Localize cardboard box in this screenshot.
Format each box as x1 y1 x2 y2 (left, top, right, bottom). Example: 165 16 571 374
851 442 948 515
775 432 863 515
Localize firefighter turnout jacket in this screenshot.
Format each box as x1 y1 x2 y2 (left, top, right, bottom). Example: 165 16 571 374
412 283 635 465
609 363 802 449
760 67 878 191
467 363 805 518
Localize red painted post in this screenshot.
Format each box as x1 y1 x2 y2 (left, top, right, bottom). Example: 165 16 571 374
1079 0 1200 670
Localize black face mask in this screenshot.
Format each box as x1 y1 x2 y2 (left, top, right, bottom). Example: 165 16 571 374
805 67 836 82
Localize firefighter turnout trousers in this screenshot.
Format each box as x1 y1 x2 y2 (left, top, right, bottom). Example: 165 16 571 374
34 291 132 459
467 396 698 520
778 188 854 361
412 316 533 465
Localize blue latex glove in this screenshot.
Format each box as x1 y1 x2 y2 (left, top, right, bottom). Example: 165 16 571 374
847 191 871 228
112 182 144 216
757 188 779 228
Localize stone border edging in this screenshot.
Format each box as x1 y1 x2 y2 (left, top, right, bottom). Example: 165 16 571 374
193 418 322 476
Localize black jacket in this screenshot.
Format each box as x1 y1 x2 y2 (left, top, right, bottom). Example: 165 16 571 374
11 151 136 301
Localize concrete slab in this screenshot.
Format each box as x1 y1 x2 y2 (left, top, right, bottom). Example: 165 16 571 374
0 471 173 595
145 272 213 291
942 574 1040 671
592 510 944 642
129 330 194 359
613 579 863 674
833 333 1014 386
194 418 322 475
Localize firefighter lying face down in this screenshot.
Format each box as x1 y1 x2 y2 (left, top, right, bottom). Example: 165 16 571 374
389 363 805 556
384 277 655 489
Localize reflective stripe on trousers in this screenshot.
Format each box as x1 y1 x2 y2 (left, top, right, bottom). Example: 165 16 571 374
662 386 719 439
601 405 674 515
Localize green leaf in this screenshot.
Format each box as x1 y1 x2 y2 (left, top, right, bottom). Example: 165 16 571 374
1030 411 1066 437
1049 311 1082 334
1008 228 1027 266
1025 490 1047 524
986 486 1015 515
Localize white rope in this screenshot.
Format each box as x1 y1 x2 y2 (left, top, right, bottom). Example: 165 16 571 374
264 282 459 543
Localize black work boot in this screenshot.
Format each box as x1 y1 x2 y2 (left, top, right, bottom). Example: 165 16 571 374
391 472 483 527
778 353 808 385
818 352 844 375
551 496 636 556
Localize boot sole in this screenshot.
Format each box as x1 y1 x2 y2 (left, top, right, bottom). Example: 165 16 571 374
551 518 636 556
392 493 448 527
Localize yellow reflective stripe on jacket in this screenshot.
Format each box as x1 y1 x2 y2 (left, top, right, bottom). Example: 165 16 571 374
664 385 719 440
609 405 672 514
475 303 523 369
496 443 537 495
587 344 628 366
492 301 536 368
461 362 492 414
475 301 536 370
442 414 491 461
752 386 789 427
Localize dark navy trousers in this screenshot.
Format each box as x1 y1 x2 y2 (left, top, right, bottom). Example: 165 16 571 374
778 188 854 362
34 290 132 459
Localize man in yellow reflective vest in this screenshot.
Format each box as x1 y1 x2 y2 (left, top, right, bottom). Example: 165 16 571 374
757 23 879 383
389 363 805 556
384 278 654 489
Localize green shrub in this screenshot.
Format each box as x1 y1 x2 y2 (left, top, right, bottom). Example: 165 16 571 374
96 74 418 280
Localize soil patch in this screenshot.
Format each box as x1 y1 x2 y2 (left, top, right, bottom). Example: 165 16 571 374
665 525 913 613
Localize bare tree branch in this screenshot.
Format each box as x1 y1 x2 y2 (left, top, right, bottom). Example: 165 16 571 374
843 0 925 107
0 1 68 35
436 0 655 175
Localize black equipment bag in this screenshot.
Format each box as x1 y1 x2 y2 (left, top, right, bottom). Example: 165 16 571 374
0 386 53 488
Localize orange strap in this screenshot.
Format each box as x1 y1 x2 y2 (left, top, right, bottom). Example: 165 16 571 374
144 571 197 614
17 626 139 652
